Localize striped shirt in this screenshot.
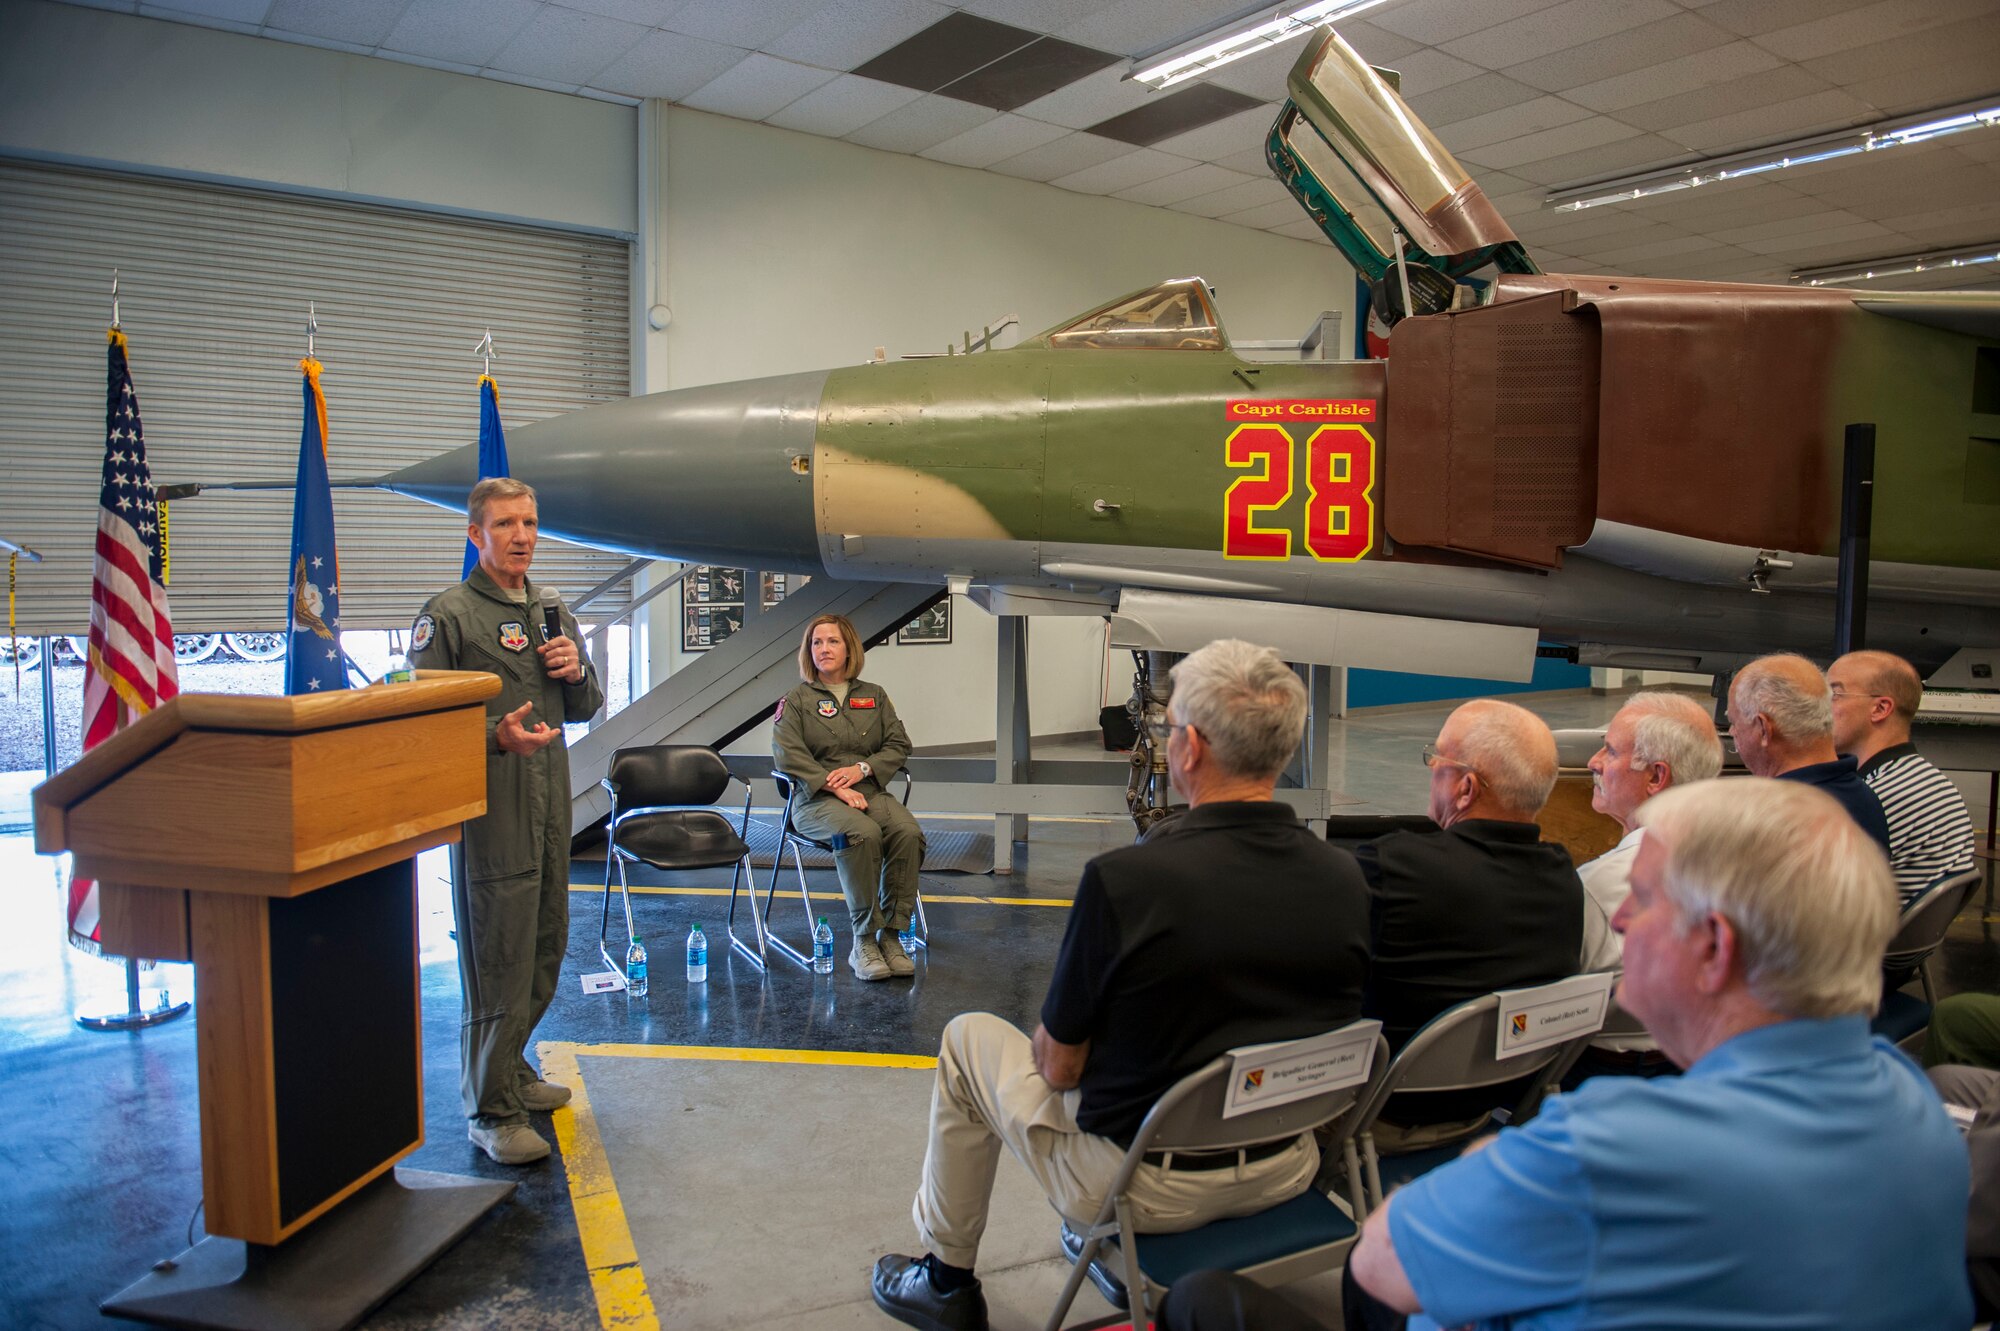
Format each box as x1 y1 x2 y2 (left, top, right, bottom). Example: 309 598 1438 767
1861 744 1977 906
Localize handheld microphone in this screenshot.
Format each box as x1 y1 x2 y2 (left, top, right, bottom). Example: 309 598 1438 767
540 588 564 645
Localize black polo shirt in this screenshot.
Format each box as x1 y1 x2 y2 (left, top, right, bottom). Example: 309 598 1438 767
1776 756 1892 853
1040 800 1371 1147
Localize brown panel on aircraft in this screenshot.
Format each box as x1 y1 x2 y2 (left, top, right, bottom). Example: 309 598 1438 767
1385 290 1599 570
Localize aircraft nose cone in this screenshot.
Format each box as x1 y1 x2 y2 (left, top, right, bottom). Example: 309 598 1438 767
382 369 828 573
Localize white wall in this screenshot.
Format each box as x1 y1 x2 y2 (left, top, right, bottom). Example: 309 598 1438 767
0 1 635 236
634 105 1355 751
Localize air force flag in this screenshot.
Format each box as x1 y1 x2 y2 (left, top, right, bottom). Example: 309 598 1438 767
285 357 346 694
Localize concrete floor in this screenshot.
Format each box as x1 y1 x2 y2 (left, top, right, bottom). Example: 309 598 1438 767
3 688 1994 1330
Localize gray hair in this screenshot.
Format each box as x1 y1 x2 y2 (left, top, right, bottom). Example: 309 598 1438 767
1734 653 1833 744
468 476 537 526
1621 692 1724 784
1168 639 1307 781
1454 698 1558 815
1636 778 1897 1019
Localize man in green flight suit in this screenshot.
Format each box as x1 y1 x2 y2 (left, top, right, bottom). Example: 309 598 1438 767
410 477 604 1165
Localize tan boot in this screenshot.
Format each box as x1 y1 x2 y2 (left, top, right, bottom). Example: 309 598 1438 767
877 929 916 977
850 934 892 981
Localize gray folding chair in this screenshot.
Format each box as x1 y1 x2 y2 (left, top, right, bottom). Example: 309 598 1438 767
769 767 928 955
1349 984 1606 1214
1045 1022 1389 1331
1875 868 1980 1043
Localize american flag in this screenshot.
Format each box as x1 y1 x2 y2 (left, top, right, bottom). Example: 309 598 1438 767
70 328 179 948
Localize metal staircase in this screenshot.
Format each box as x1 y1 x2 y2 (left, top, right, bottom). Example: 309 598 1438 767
569 578 943 836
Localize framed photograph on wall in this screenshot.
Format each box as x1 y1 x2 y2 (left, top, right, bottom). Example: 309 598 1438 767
897 601 951 645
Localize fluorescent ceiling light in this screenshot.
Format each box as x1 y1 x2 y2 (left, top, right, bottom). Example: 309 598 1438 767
1131 0 1393 90
1545 97 2000 213
1791 242 2000 288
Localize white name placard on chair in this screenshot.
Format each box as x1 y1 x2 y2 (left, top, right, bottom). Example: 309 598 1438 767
1223 1020 1382 1120
1494 973 1614 1060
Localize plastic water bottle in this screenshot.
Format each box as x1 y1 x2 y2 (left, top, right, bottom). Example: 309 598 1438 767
381 653 415 685
685 924 708 983
813 917 835 974
899 924 917 953
626 937 648 998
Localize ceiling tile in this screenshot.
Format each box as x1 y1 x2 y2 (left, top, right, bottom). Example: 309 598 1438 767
1147 106 1277 163
383 0 543 66
1055 0 1244 57
1658 88 1875 153
664 0 827 50
766 74 922 137
1012 62 1156 130
1374 47 1486 99
1436 95 1594 154
1697 0 1884 40
765 0 952 71
1407 72 1545 129
1088 82 1264 147
1171 176 1291 218
1212 145 1273 175
1113 162 1255 206
1326 18 1425 65
1589 233 1731 265
142 0 271 21
682 53 834 119
986 130 1131 181
593 28 746 101
852 11 1038 92
1617 64 1830 133
1369 0 1570 47
1049 145 1201 194
844 92 998 153
1511 132 1691 189
1267 218 1335 243
1709 207 1868 245
1439 0 1681 69
1219 198 1306 229
918 111 1071 167
265 0 405 46
489 7 652 85
1798 12 2000 89
1499 12 1737 95
958 0 1123 31
1737 219 1895 255
1202 39 1312 100
554 0 691 22
1563 38 1783 115
1750 0 2000 63
939 35 1120 112
1846 54 2000 119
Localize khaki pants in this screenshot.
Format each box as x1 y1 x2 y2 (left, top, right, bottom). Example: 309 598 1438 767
913 1013 1319 1269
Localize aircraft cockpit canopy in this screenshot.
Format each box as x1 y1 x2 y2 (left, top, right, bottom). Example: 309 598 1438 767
1039 278 1228 351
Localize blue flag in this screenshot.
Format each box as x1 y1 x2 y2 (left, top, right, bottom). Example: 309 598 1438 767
285 357 346 694
462 374 511 578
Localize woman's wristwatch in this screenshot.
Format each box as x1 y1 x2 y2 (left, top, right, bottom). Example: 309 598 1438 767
857 761 872 778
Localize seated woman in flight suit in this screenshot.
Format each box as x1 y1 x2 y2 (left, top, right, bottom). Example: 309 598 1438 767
772 613 926 980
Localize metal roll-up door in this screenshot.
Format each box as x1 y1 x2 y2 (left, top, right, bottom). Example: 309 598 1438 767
0 157 634 634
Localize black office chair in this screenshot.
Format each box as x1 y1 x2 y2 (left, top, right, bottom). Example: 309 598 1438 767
597 745 772 975
769 768 928 956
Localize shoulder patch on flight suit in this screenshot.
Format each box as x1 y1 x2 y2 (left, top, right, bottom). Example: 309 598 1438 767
774 697 785 720
498 622 529 652
817 699 839 718
849 696 877 709
412 614 435 651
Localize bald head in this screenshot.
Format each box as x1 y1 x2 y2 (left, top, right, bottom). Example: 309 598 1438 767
1727 653 1835 777
1432 699 1558 825
1828 650 1923 761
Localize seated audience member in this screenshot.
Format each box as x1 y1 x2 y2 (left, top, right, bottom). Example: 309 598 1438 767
1345 778 1971 1331
869 640 1371 1331
1928 1063 2000 1320
1828 649 1976 905
1573 692 1723 1080
1358 700 1579 1142
1927 992 2000 1070
1726 652 1891 850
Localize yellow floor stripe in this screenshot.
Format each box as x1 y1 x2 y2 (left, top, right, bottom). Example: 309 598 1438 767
567 882 1072 908
540 1041 939 1330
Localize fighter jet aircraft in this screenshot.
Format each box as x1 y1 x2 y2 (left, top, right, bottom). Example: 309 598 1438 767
375 30 2000 685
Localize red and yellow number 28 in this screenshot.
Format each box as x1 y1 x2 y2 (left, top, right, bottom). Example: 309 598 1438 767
1222 423 1376 562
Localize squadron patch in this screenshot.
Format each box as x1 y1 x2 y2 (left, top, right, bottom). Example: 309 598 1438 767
849 696 877 709
817 699 839 718
498 622 530 653
412 614 435 652
774 698 784 720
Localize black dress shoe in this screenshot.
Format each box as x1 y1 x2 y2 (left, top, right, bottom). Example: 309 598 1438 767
872 1254 990 1331
1058 1223 1130 1310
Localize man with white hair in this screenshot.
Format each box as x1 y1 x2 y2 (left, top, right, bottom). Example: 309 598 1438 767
1829 649 1976 905
1727 652 1890 850
1348 778 1971 1330
871 640 1371 1331
1359 699 1580 1145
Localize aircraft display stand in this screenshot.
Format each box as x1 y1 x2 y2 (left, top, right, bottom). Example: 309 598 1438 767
33 671 506 1331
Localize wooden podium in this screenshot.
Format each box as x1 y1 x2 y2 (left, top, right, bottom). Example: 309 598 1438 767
35 671 513 1329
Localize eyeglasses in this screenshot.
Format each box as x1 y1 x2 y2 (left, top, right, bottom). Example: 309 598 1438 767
1145 720 1190 743
1421 742 1477 776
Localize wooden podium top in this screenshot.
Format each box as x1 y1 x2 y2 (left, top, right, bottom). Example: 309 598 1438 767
34 671 502 894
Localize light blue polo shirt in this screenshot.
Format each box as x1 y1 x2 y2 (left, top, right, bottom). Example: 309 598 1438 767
1388 1015 1971 1330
